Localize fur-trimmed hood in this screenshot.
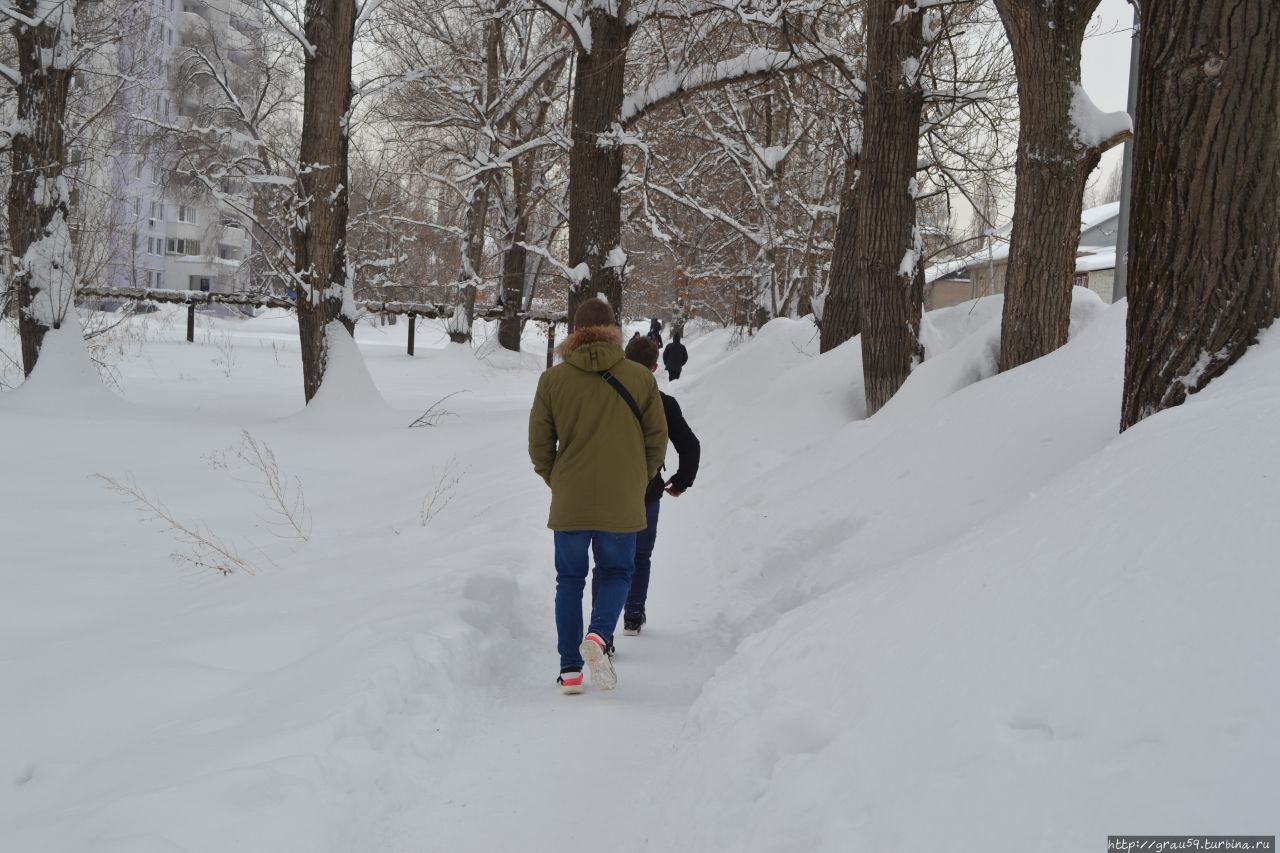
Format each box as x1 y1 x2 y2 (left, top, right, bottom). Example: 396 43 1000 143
555 324 625 369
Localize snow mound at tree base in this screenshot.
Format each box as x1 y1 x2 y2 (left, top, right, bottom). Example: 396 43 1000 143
645 303 1279 852
0 322 130 415
286 322 399 428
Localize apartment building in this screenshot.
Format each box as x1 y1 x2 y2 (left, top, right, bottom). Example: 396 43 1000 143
106 0 259 294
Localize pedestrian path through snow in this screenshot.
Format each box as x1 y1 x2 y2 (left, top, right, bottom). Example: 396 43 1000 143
371 486 730 853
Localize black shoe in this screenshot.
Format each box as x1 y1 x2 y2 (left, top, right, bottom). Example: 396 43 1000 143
622 614 645 636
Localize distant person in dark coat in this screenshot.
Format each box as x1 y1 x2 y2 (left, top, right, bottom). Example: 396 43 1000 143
647 317 663 349
592 335 700 637
663 328 688 381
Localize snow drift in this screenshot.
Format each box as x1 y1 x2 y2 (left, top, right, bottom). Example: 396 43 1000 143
1 292 1274 852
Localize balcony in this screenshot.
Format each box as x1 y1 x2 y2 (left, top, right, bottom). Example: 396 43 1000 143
218 224 248 247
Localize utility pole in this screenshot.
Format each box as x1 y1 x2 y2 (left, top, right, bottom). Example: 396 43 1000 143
1113 3 1141 303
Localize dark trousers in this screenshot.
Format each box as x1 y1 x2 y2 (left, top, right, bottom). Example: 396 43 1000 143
591 500 661 619
667 366 683 380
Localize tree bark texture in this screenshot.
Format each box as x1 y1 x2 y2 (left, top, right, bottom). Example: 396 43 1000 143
8 1 75 376
293 0 356 402
819 152 861 353
498 149 535 351
854 1 925 416
1120 0 1280 429
566 11 630 323
450 17 504 344
448 179 490 343
994 0 1104 373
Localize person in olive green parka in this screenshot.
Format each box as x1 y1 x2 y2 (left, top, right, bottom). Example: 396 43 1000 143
528 298 668 692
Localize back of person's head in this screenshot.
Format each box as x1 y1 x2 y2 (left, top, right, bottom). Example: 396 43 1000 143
573 298 616 330
625 335 660 370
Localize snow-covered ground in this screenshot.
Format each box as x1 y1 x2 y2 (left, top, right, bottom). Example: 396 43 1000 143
1 294 1275 852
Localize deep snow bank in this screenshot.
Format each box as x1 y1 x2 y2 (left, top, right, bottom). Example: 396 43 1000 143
643 299 1278 852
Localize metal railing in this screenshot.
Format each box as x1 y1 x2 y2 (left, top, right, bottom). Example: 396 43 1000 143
76 285 567 366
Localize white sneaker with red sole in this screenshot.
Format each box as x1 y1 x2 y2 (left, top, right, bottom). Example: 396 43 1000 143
579 632 617 690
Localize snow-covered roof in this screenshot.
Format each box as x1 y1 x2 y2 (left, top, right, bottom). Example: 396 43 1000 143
1080 202 1121 231
925 241 1010 284
1075 251 1116 273
926 202 1123 283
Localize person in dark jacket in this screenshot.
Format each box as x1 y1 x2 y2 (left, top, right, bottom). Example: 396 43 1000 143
663 327 688 380
592 334 700 636
647 317 663 349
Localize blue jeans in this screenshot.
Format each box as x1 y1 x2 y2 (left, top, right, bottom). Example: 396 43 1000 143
554 530 637 669
591 500 660 619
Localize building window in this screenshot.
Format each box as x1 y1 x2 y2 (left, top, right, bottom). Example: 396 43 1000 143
149 201 162 223
178 205 197 224
166 238 200 256
133 198 140 217
218 245 239 260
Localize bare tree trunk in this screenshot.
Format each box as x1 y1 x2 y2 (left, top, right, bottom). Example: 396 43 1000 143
8 1 76 376
819 153 860 353
293 0 356 403
1121 0 1280 429
448 179 490 343
498 150 535 351
449 16 505 344
566 13 630 322
854 1 925 415
995 0 1105 372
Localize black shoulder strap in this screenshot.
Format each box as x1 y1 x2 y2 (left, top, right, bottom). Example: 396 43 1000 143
599 370 643 422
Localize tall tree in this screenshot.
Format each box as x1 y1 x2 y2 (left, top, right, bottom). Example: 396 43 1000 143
535 1 826 321
1121 1 1279 429
852 0 925 415
368 0 569 344
3 0 77 376
819 2 1016 355
994 0 1130 372
818 152 861 352
290 0 357 402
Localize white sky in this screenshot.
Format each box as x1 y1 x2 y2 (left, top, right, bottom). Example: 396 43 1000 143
1080 0 1136 114
1080 0 1137 185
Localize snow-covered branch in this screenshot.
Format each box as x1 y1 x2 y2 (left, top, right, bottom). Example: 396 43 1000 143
262 0 316 58
621 44 832 127
532 0 592 53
